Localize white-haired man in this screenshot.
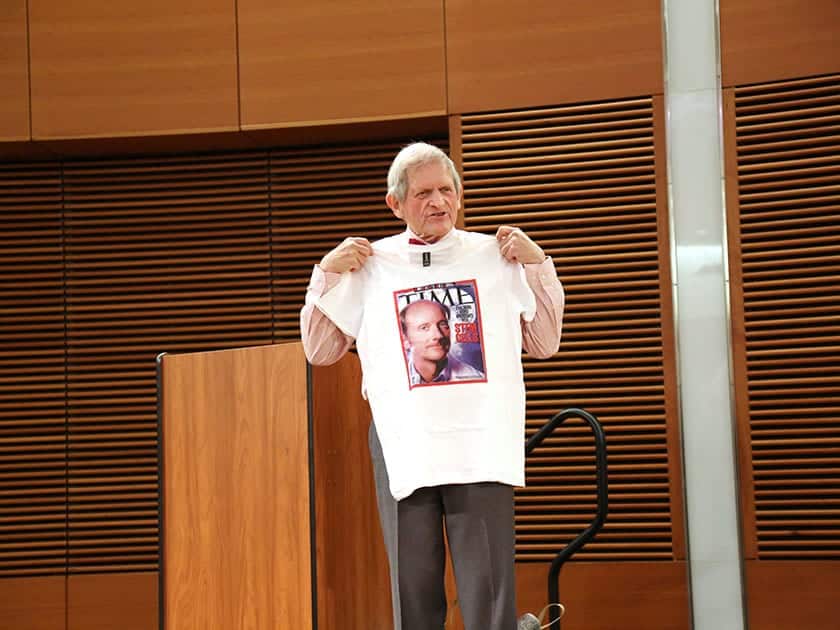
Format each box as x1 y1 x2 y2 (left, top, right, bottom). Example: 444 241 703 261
301 142 564 630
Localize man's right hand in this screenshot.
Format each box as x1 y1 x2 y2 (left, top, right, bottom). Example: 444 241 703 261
319 237 373 273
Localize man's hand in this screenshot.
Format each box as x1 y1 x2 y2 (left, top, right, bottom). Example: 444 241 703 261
496 226 546 264
319 237 373 273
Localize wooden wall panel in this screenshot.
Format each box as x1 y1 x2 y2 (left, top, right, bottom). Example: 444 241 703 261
726 75 840 562
720 0 840 88
457 98 685 563
68 573 157 630
28 0 239 139
745 560 840 630
445 0 663 114
0 576 66 630
725 73 840 628
516 561 689 630
61 153 272 573
238 0 446 128
0 0 30 141
0 163 66 578
311 357 392 629
161 344 311 630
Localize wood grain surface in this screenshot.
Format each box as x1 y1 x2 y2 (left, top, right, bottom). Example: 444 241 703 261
445 0 663 114
515 561 690 630
28 0 239 138
161 343 311 630
311 355 393 628
68 573 157 630
720 0 840 87
745 560 840 630
238 0 446 128
0 0 29 140
0 576 65 630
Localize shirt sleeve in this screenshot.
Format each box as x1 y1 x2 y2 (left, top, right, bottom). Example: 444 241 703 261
299 265 355 365
520 257 565 359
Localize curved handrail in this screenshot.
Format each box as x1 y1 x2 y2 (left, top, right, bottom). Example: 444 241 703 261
524 407 608 628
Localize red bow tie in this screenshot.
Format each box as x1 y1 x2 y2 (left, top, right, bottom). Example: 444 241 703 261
409 238 428 245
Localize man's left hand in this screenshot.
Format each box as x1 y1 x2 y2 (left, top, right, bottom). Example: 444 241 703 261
496 225 546 264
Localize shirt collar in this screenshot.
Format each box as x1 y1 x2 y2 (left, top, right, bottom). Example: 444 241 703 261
407 351 451 384
405 227 457 247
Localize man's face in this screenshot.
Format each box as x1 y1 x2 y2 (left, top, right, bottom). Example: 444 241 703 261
387 160 460 243
403 301 451 362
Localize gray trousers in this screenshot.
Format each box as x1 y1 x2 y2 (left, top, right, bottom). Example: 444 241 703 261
368 423 517 630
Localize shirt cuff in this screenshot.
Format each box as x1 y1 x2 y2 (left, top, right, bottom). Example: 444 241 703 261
308 264 343 296
523 256 556 285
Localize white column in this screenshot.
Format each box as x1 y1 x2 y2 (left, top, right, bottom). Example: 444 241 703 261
661 1 746 628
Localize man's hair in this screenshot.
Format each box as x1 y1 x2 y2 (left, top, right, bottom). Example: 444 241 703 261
387 142 462 203
399 300 451 334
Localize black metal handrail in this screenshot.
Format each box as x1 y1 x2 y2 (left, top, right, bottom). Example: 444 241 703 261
524 407 608 629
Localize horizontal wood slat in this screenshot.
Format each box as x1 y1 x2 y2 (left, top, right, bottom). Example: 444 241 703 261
0 163 67 577
270 140 446 343
730 74 840 559
1 136 446 578
460 98 682 561
62 153 273 572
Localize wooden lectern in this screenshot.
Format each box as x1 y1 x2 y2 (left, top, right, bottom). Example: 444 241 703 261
157 342 392 630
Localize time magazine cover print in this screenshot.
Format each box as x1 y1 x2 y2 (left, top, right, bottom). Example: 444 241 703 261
394 279 487 389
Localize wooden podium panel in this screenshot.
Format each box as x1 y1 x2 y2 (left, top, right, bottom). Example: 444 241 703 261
310 350 392 629
159 343 390 630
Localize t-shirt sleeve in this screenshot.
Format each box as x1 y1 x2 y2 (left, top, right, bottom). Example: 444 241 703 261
313 269 365 338
511 262 537 322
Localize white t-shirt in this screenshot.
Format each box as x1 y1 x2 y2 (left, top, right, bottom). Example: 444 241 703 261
315 229 537 500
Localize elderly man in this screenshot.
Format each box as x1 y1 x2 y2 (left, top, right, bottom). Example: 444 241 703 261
300 142 564 630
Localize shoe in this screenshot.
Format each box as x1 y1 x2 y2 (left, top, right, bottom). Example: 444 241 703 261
517 612 541 630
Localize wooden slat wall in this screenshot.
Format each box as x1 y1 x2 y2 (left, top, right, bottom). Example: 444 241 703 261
0 136 441 587
0 164 66 578
270 140 445 343
457 97 685 561
62 153 272 573
726 74 840 561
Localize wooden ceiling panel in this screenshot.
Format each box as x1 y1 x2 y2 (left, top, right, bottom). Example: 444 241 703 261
0 0 30 141
238 0 446 128
446 0 663 114
28 0 239 139
720 0 840 87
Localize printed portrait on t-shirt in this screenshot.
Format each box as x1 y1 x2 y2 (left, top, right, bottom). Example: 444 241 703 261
394 280 487 389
